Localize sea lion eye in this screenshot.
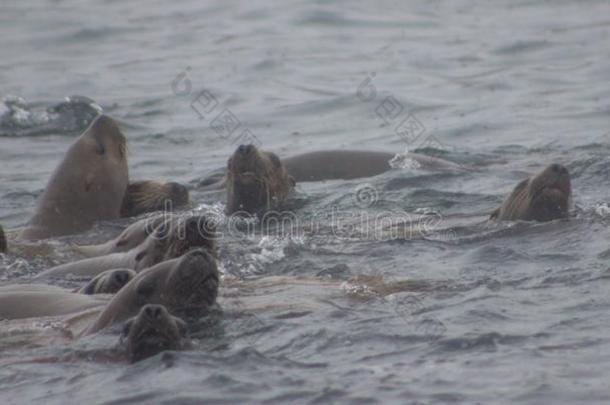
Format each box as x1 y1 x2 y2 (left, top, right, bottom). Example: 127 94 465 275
135 250 146 262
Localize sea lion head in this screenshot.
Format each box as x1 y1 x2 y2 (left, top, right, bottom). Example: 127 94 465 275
86 248 219 334
19 114 129 240
120 304 189 362
133 215 217 271
226 144 295 216
86 115 127 163
527 163 571 221
0 224 6 254
79 269 136 295
121 181 190 218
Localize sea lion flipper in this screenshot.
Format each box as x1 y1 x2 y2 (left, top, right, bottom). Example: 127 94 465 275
490 208 500 219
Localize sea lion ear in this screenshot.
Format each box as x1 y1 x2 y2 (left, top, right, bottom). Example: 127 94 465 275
268 152 282 168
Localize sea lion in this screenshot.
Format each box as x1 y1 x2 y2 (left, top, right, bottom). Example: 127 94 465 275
490 163 571 222
0 224 6 254
75 215 169 258
77 269 136 295
200 149 463 190
19 115 129 240
35 214 216 280
282 150 464 182
121 181 190 218
121 304 190 363
226 144 295 215
84 248 219 334
0 284 110 320
0 249 219 327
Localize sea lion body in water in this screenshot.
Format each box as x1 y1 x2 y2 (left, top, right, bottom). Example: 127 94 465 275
226 144 295 215
35 215 216 280
0 250 216 362
0 269 135 319
121 181 190 218
0 224 6 254
282 150 464 182
490 164 571 222
19 115 129 240
0 249 219 328
75 215 169 258
200 149 463 191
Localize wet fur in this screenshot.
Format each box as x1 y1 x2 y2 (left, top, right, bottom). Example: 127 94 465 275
121 181 189 218
226 145 295 215
491 164 571 222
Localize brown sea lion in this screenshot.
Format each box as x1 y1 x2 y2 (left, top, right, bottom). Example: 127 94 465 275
282 150 464 181
0 249 219 327
121 181 190 218
199 149 463 191
35 214 216 280
19 115 129 240
75 215 169 258
490 163 571 222
84 248 219 334
0 224 6 254
120 304 190 363
77 269 136 295
226 144 295 215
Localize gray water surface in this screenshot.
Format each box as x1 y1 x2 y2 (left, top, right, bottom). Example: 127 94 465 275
1 0 610 403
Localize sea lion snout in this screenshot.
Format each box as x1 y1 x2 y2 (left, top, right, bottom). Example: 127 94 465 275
143 304 165 321
549 163 568 175
122 304 189 363
112 269 133 287
237 144 256 155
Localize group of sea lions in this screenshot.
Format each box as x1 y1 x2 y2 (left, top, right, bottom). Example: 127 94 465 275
0 114 572 362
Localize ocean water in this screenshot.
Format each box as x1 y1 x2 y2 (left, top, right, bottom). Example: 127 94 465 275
1 0 610 403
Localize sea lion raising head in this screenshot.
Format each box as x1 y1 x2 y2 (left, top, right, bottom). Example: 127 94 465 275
86 248 219 334
78 269 137 295
121 304 190 362
20 115 129 240
491 163 571 222
121 181 190 218
226 144 295 216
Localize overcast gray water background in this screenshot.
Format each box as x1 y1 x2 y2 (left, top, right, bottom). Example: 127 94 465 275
1 0 610 403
